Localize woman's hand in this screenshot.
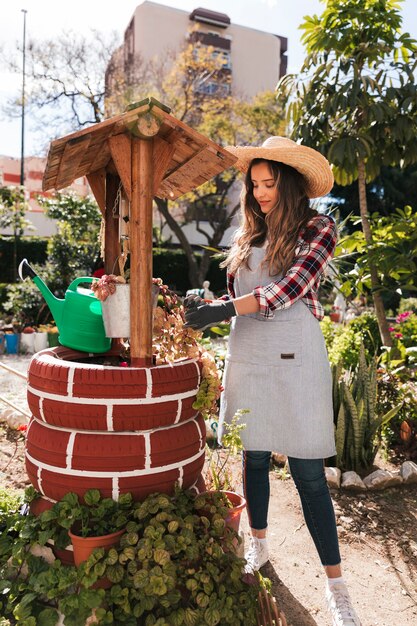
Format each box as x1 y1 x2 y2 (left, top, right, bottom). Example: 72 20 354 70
184 296 236 330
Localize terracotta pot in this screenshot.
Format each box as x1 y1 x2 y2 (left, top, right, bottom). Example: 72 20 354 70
204 490 247 533
25 346 206 502
48 541 75 566
68 527 125 567
329 312 341 323
221 491 246 533
29 496 53 516
69 527 125 588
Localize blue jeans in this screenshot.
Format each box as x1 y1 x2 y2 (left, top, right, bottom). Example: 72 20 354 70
242 451 341 567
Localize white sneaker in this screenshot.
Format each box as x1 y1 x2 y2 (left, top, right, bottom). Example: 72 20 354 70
244 537 269 573
326 582 362 626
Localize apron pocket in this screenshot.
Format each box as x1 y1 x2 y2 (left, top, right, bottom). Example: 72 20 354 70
228 318 303 367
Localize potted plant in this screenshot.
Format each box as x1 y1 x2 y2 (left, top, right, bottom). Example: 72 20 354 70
329 305 342 323
81 487 281 625
203 409 249 534
20 324 36 353
36 489 134 568
66 490 133 567
1 486 286 626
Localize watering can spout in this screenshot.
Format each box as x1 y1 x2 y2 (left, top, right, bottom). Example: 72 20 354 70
18 258 65 329
18 258 37 280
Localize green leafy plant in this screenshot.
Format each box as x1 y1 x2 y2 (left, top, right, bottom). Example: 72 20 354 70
281 0 417 346
0 487 275 625
321 311 381 369
398 298 417 315
336 207 417 301
87 488 268 625
38 489 134 543
332 344 402 472
377 371 417 461
0 185 33 282
205 409 248 492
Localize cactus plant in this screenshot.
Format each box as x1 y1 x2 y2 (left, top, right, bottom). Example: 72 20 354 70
332 344 401 472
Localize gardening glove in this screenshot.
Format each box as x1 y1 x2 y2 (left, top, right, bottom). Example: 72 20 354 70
184 297 236 331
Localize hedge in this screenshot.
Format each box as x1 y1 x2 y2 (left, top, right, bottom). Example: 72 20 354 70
0 237 48 283
0 237 227 295
153 248 226 294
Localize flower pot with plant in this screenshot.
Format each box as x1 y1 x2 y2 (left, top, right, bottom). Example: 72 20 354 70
65 490 133 565
204 409 249 534
81 487 283 625
36 488 133 571
91 268 159 338
1 486 286 626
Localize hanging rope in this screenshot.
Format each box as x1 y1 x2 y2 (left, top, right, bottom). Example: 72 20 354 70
118 187 130 278
112 180 123 218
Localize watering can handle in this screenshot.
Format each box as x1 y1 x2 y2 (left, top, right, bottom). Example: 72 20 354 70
67 277 95 292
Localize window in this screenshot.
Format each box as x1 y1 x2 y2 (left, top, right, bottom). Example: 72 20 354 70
195 80 231 96
212 49 232 70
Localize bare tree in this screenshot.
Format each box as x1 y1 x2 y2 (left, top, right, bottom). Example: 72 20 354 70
2 28 285 287
2 29 120 149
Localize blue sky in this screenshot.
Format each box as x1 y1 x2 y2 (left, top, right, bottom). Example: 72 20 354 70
0 0 416 158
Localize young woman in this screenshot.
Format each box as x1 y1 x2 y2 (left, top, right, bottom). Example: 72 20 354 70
184 136 361 626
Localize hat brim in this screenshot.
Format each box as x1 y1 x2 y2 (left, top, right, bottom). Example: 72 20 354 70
225 144 334 199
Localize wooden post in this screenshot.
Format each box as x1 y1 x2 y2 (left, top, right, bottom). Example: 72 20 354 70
104 173 120 274
130 137 154 366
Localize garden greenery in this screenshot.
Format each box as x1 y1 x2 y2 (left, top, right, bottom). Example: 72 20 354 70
0 487 269 626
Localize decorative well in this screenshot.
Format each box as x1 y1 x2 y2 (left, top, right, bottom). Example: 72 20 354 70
25 97 237 505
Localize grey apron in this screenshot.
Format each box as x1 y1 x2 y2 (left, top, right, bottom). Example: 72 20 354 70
219 245 336 459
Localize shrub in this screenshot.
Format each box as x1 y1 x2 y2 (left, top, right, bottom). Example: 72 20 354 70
0 488 271 626
322 312 381 369
332 345 401 472
397 298 417 315
377 371 417 459
0 236 48 283
389 311 417 348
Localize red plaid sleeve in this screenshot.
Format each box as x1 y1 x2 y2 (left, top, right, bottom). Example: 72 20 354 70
226 270 236 299
218 270 236 301
253 215 337 320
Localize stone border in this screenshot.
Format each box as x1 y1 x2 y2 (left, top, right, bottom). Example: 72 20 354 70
325 462 417 490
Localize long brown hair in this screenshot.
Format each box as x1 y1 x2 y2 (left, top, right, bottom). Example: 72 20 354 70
221 159 317 275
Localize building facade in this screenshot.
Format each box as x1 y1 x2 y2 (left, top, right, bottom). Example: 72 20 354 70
105 2 287 250
107 2 287 101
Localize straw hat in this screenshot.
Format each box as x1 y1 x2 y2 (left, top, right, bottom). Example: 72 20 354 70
226 136 334 198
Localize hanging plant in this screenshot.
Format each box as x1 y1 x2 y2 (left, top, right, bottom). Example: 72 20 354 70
152 278 222 420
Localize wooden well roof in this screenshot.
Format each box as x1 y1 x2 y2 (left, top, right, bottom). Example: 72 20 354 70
42 98 237 201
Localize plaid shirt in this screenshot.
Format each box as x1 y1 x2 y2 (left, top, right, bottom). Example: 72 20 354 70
225 214 337 321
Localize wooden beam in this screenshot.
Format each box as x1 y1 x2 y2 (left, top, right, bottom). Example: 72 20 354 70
108 135 132 201
104 173 120 276
125 111 162 139
152 136 176 196
130 137 154 366
86 169 106 215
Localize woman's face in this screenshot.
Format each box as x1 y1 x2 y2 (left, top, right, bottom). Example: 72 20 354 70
250 161 279 214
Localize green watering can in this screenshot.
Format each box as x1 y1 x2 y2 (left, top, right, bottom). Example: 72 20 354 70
18 259 111 353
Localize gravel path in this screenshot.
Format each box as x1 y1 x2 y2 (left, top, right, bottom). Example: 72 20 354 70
0 354 31 491
0 354 31 416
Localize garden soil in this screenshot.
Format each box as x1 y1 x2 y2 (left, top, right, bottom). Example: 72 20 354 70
1 355 417 626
